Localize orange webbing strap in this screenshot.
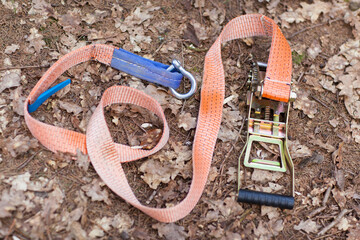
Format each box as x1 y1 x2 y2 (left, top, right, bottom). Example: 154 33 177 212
204 14 292 103
24 14 291 223
25 44 115 154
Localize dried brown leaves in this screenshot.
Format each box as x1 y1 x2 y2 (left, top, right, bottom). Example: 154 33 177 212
139 141 191 189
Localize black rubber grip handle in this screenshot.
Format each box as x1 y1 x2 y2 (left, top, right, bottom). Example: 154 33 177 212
238 189 294 209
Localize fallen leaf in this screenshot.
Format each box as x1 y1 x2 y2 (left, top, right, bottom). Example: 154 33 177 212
294 219 320 234
225 232 242 240
218 125 237 142
203 8 225 26
139 128 163 150
293 90 318 118
42 186 63 220
335 168 345 191
269 219 284 236
139 141 192 189
351 120 360 143
279 10 305 28
1 0 19 10
4 44 20 54
96 217 112 231
57 9 82 34
28 0 54 20
69 222 87 240
183 23 200 46
143 85 182 114
112 213 134 232
152 223 188 240
324 39 360 119
10 86 26 116
139 157 188 189
208 166 218 182
209 226 224 238
310 139 335 153
4 172 31 191
332 142 344 168
261 206 280 220
254 221 269 237
76 149 89 172
337 217 349 231
347 226 360 240
332 188 347 208
226 167 237 183
82 10 108 25
0 72 21 93
178 112 197 131
115 1 159 51
58 101 83 115
3 135 39 157
299 152 324 167
251 169 283 183
325 55 348 80
222 108 243 126
189 19 209 41
298 0 332 23
81 179 112 205
288 140 312 158
307 40 322 59
329 118 339 128
26 28 46 54
89 227 104 238
194 0 205 8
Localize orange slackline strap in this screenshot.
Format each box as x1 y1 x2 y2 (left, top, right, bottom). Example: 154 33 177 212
24 14 291 222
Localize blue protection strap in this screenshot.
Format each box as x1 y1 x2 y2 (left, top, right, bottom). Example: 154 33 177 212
110 48 183 89
28 79 71 113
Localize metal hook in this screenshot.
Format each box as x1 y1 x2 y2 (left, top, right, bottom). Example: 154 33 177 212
166 60 197 99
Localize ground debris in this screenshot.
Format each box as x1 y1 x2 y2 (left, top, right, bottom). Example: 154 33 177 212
294 219 321 234
81 179 112 205
152 223 188 240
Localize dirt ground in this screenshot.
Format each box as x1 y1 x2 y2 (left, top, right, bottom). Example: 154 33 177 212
0 0 359 239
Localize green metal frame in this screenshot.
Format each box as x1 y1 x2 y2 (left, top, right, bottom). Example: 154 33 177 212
237 62 295 197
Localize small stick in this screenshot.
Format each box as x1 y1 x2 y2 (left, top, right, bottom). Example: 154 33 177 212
317 209 350 236
310 95 330 109
322 186 332 206
4 219 16 240
314 231 342 240
89 219 116 238
288 19 341 39
152 40 167 56
119 118 131 145
0 65 50 71
296 71 306 83
239 208 252 222
308 206 326 218
146 190 157 204
15 150 41 170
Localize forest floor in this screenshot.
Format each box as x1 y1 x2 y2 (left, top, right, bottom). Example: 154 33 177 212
0 0 359 239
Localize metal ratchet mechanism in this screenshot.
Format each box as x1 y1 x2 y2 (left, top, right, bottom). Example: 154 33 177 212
237 61 296 209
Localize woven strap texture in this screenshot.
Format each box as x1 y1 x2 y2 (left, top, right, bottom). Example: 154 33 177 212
24 14 291 223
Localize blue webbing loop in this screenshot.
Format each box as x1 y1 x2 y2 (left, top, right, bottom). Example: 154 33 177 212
110 48 183 89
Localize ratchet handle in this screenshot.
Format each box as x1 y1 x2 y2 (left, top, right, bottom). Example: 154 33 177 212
238 189 294 209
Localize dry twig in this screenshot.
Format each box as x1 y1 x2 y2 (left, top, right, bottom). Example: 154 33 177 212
288 19 341 39
0 65 50 71
317 209 350 236
4 219 16 240
322 186 332 206
308 206 326 218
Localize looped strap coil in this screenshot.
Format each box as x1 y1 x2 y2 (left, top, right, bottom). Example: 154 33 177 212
24 14 291 222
